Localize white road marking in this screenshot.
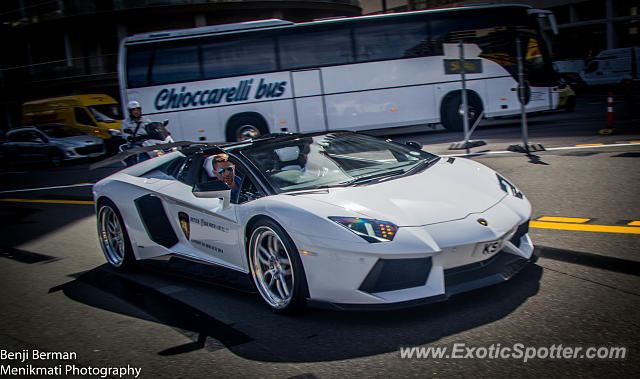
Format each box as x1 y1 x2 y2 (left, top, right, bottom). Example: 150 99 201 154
0 183 93 194
441 141 640 157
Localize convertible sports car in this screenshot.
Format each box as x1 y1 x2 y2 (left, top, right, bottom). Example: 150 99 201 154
93 131 535 312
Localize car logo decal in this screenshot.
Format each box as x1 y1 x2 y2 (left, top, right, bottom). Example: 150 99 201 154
178 212 190 239
477 218 488 226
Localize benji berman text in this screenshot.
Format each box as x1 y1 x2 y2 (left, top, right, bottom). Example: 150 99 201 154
1 350 77 363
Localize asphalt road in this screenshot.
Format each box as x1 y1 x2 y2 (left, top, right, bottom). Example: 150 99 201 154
0 92 639 378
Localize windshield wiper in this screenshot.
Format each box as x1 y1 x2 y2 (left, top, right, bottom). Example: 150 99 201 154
344 169 406 186
404 156 440 175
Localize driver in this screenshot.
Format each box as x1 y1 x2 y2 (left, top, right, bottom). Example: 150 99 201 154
121 100 152 138
209 153 241 195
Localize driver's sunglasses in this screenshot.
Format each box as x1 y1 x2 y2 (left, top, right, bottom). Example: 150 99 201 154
217 167 234 174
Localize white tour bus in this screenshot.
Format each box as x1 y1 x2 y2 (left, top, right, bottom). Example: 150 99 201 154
119 4 559 142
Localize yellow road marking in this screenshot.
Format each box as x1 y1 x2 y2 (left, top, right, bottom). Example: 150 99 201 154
628 221 640 226
0 198 93 205
575 143 604 147
530 221 640 235
629 141 640 144
537 216 590 224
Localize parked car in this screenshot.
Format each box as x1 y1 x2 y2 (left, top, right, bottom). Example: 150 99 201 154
4 124 105 166
580 47 640 87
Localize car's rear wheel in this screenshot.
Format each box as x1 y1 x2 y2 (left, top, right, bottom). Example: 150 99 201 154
248 219 308 313
97 199 135 270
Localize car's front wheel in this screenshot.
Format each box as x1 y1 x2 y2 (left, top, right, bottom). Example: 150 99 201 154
248 219 308 313
48 149 64 167
97 199 135 270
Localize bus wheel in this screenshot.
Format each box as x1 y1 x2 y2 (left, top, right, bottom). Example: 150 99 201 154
440 92 483 131
226 115 268 142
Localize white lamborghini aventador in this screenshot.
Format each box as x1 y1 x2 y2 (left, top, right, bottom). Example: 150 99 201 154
93 131 535 312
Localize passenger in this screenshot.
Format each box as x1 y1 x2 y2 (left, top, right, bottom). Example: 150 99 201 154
121 100 152 137
210 153 241 195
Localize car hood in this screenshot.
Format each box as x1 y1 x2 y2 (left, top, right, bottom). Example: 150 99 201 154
294 158 508 227
51 135 102 146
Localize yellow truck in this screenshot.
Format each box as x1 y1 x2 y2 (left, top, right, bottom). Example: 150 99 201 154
22 94 123 140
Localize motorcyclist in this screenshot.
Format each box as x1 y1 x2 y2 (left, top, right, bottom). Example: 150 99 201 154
121 100 152 138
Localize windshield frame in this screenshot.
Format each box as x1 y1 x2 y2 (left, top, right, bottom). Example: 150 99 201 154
87 104 124 123
237 132 439 194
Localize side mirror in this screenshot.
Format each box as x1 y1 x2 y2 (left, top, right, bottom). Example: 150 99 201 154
163 119 169 126
192 180 231 210
405 141 422 150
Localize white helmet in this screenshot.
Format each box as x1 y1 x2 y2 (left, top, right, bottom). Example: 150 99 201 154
127 100 141 109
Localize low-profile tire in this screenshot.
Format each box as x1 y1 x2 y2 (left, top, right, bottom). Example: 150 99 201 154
440 92 483 131
248 218 308 313
226 114 268 142
565 96 576 112
48 149 64 167
97 198 136 270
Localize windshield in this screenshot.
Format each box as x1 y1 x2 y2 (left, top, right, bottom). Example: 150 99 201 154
242 133 438 193
35 124 85 138
88 104 123 122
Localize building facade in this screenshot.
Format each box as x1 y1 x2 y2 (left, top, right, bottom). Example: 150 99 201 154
0 0 361 128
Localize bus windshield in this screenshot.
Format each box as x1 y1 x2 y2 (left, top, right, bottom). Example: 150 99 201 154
428 7 556 86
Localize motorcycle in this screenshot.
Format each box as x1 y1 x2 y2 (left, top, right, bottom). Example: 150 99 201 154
120 120 175 166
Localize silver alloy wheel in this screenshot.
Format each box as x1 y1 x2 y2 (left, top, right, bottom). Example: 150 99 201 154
236 124 261 141
97 205 126 267
250 226 295 309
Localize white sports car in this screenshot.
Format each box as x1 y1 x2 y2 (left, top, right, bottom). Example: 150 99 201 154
93 131 535 312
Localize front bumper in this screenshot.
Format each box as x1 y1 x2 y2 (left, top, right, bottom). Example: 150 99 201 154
63 144 106 160
310 248 536 311
300 216 534 310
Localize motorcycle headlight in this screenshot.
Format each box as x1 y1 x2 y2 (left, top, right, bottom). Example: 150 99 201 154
497 174 523 198
329 217 398 243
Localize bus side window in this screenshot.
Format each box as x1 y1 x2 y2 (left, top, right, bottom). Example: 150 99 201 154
202 36 277 79
278 28 353 69
354 21 428 62
151 45 201 85
126 48 153 88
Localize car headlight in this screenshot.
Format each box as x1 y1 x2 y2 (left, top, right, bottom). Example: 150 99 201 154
497 174 523 198
329 217 398 243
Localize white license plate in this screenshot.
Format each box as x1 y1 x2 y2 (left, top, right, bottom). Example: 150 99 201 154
472 238 504 257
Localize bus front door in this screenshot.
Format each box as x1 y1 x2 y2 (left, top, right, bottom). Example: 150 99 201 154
291 69 329 133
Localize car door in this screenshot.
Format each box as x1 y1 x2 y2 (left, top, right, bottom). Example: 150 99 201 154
159 155 247 272
6 131 46 161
